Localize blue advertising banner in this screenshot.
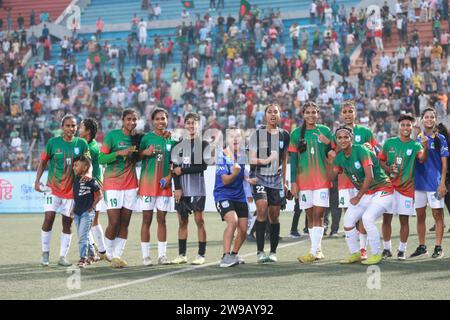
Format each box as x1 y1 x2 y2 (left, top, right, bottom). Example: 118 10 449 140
0 172 47 213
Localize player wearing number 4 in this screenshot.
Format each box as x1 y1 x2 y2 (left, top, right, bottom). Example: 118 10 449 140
410 108 448 259
327 126 394 265
99 109 141 268
35 115 90 267
171 113 209 265
378 114 428 260
289 101 332 263
248 104 290 263
139 108 176 266
334 101 378 260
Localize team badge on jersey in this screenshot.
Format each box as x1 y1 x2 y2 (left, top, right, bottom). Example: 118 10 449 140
74 147 80 155
166 144 172 152
406 149 412 156
355 135 361 143
354 161 361 169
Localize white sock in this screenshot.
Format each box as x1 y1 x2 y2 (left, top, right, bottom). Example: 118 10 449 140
141 242 150 259
92 224 106 252
345 228 360 254
308 228 313 241
105 237 115 259
59 233 72 258
41 230 52 252
310 227 323 255
158 241 167 258
399 242 407 252
359 233 368 250
365 226 382 256
384 240 392 251
114 237 127 258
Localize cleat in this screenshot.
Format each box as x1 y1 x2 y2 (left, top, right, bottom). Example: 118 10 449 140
268 253 278 262
87 255 100 265
361 254 383 265
99 252 108 261
171 255 188 264
397 251 406 261
158 255 171 265
290 231 302 238
329 232 340 238
315 250 325 260
77 258 87 268
297 253 317 264
382 249 393 259
219 254 238 268
360 248 368 260
191 255 205 265
143 256 153 266
41 252 50 267
236 255 245 265
111 258 122 268
431 246 444 259
339 252 361 264
257 252 270 264
409 245 428 259
118 258 128 267
58 257 72 267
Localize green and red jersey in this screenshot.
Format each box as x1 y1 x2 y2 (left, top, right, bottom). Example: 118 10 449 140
88 139 103 187
138 132 176 197
333 144 393 194
100 129 138 191
289 124 332 190
378 137 423 198
40 136 90 199
332 125 378 189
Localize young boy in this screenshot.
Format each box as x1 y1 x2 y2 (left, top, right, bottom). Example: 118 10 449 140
71 156 102 268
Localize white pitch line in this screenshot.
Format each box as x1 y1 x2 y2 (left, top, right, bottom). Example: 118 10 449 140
52 238 307 300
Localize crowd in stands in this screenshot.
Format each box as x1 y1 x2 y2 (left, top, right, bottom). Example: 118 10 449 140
0 0 449 172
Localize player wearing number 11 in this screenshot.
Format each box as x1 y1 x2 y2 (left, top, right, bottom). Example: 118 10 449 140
288 101 332 263
35 115 90 267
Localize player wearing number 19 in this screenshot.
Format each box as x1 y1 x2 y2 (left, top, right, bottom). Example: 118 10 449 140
289 101 332 263
327 126 393 265
99 109 140 268
35 115 90 267
139 108 176 266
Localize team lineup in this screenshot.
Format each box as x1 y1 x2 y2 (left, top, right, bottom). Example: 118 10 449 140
33 101 448 269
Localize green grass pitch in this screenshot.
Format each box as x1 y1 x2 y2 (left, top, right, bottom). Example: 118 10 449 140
0 211 449 300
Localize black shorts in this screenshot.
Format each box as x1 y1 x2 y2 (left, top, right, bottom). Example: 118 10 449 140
215 200 249 221
175 196 206 219
251 185 286 206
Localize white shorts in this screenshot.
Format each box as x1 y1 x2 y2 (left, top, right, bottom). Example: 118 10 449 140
95 198 106 212
43 193 74 217
299 188 329 210
389 191 415 216
338 188 358 208
104 189 138 211
371 191 394 213
414 190 445 209
139 196 171 212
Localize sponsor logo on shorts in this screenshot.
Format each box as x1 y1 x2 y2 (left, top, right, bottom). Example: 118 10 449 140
405 199 412 209
279 141 284 149
279 190 285 198
320 192 327 200
221 200 230 208
183 156 190 164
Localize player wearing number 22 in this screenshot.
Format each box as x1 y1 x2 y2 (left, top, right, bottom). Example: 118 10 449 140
35 115 90 267
138 108 177 266
288 101 332 263
99 109 140 268
327 126 393 265
378 113 428 260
